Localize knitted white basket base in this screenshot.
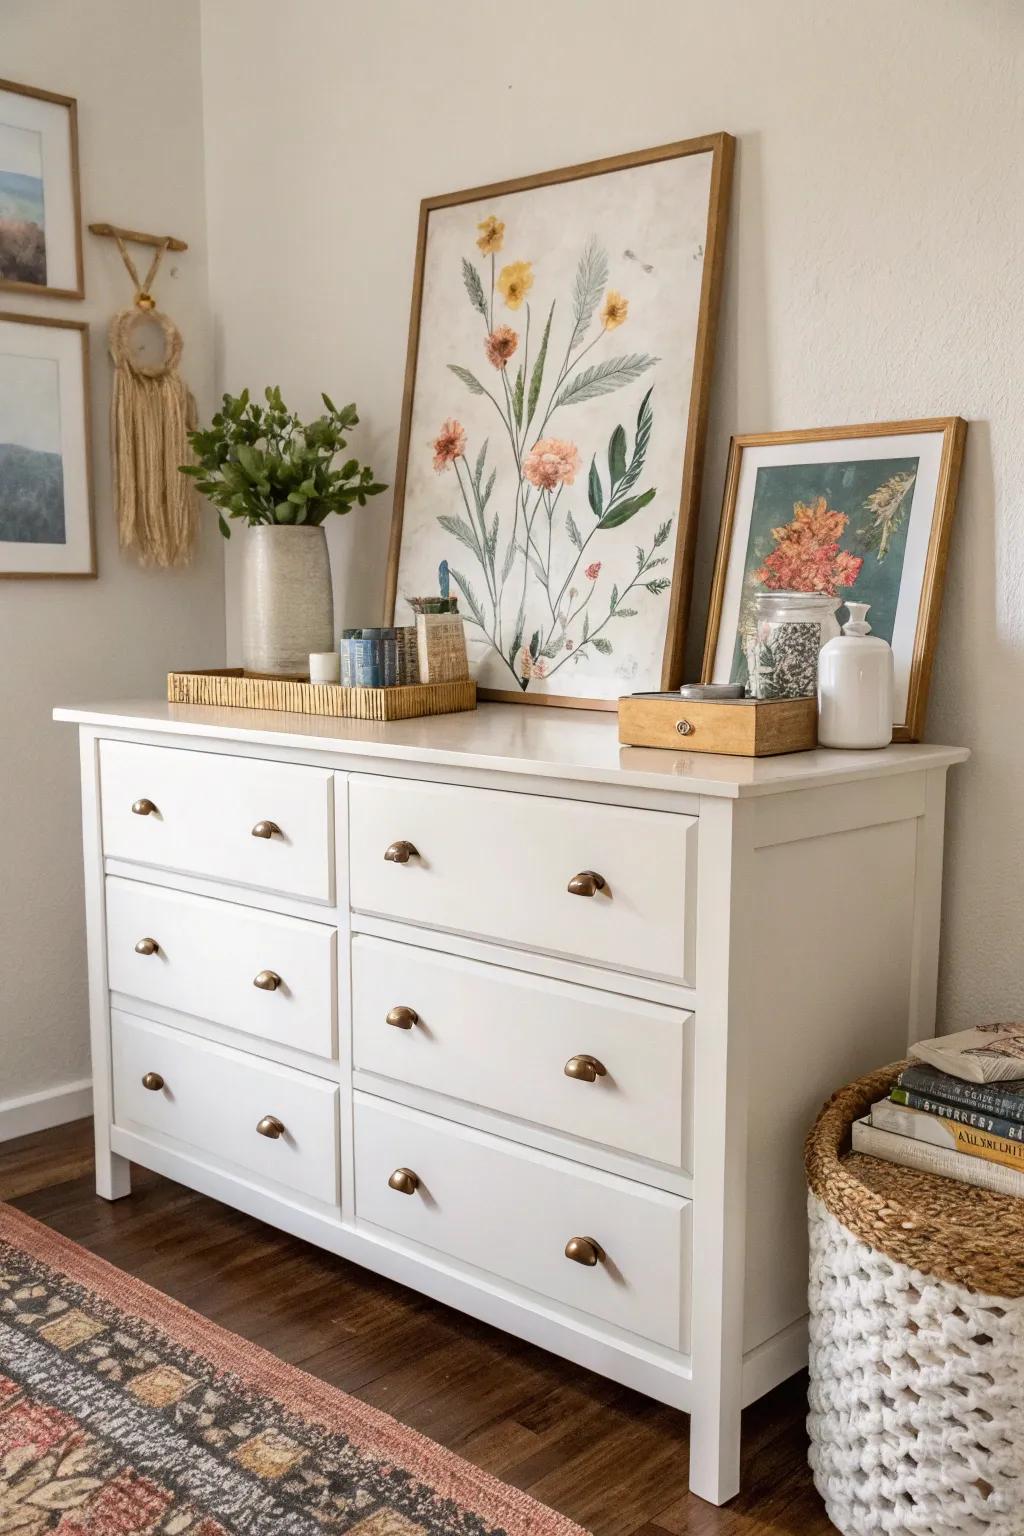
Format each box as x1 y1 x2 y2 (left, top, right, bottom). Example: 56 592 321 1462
807 1193 1024 1536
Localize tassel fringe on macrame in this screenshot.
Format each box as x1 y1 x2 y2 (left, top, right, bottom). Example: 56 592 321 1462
108 236 198 568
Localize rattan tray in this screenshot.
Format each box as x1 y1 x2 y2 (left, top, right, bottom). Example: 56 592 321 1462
168 668 476 722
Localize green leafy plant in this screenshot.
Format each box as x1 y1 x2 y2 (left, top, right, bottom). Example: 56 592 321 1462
181 387 387 538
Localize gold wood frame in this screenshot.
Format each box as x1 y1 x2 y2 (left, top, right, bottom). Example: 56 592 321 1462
0 77 84 301
0 310 95 578
701 417 967 742
384 133 735 710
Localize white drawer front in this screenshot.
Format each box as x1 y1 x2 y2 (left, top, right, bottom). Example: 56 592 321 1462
354 1095 690 1350
106 877 336 1060
99 741 334 901
349 777 695 983
111 1010 339 1205
352 936 692 1167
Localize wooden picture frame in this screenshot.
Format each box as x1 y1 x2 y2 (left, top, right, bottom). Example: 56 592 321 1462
0 77 84 301
701 418 967 741
385 134 734 709
0 311 95 578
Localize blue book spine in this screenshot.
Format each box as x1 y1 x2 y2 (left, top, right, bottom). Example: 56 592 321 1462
892 1086 1024 1143
898 1065 1024 1126
356 631 382 687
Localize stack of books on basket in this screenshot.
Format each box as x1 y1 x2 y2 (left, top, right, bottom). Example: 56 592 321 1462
854 1024 1024 1196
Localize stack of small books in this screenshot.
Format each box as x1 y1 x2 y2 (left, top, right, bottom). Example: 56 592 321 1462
854 1024 1024 1196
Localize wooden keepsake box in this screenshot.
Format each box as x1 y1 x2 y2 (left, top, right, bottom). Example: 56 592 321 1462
617 693 817 757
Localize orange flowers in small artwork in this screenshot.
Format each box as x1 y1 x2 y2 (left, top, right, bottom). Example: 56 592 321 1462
755 497 864 597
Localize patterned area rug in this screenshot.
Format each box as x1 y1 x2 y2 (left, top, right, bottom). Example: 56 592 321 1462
0 1202 586 1536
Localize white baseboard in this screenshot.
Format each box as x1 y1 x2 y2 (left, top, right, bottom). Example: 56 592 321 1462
0 1080 93 1144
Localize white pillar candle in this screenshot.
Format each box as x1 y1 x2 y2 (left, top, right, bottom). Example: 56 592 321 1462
309 650 340 684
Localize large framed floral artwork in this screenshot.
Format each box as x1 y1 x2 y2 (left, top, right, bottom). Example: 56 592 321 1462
701 419 966 740
385 135 734 707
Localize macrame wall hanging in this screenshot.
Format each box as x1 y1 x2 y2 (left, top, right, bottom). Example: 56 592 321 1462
107 232 197 567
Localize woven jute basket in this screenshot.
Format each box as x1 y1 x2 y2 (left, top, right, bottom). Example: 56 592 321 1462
804 1063 1024 1536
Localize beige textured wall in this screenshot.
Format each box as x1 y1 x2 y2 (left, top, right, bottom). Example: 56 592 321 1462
1 0 224 1110
200 0 1024 1030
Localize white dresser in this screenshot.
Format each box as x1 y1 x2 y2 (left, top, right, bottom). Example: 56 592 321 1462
56 699 966 1505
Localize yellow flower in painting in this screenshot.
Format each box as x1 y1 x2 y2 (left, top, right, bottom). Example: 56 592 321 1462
497 260 534 310
476 216 505 255
600 289 629 330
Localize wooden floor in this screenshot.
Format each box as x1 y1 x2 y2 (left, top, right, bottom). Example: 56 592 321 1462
2 1120 833 1536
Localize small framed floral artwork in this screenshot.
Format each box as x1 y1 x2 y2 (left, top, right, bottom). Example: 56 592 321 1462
385 134 734 707
0 312 95 577
702 419 966 740
0 78 83 300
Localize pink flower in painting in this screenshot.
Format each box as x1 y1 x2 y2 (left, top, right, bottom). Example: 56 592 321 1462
516 647 548 679
484 325 518 370
432 419 466 472
585 561 602 580
755 497 864 596
522 438 580 492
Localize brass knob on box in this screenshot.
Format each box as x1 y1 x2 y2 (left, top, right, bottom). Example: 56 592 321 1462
567 871 606 898
256 1115 285 1139
384 840 418 864
251 820 281 840
564 1235 605 1267
132 798 158 817
253 970 282 992
141 1071 164 1092
564 1054 607 1083
386 1005 419 1030
388 1167 419 1195
134 936 160 957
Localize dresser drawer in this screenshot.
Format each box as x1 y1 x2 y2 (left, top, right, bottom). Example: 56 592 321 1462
352 936 692 1167
99 741 335 901
111 1011 339 1205
353 1095 690 1350
106 877 336 1060
349 777 696 983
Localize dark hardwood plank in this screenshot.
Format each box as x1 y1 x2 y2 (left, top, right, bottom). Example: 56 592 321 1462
3 1120 830 1536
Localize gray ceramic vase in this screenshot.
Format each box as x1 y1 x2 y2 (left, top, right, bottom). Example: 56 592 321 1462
242 525 334 676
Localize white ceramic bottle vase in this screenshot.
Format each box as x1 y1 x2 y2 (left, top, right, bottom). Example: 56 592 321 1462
817 602 894 749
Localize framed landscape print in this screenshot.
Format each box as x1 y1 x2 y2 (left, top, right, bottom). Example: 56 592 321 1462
702 419 966 740
385 134 734 707
0 78 83 300
0 313 94 577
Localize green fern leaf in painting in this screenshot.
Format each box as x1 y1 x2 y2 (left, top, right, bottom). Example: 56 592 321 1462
555 354 659 410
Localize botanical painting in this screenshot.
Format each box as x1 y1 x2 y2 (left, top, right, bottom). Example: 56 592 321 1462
704 422 966 739
0 121 46 286
0 351 65 543
0 314 93 577
726 455 920 685
389 141 731 704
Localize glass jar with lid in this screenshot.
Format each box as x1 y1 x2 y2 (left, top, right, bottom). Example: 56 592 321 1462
745 591 841 699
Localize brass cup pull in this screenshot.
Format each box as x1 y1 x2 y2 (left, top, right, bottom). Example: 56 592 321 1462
384 840 418 864
388 1167 419 1195
567 870 606 898
132 798 158 817
256 1115 285 1139
141 1071 165 1092
134 936 160 957
386 1005 419 1030
253 970 282 992
251 820 282 840
564 1235 605 1267
564 1054 607 1083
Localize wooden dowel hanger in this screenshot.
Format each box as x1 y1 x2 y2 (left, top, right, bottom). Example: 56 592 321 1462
89 222 188 253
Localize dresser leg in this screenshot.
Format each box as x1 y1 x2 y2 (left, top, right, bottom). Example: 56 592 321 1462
96 1148 132 1201
688 1400 742 1506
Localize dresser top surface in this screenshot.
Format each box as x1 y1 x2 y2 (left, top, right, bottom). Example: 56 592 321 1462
55 698 968 799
